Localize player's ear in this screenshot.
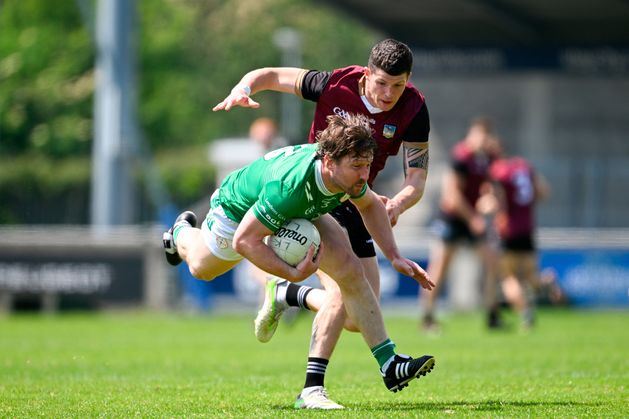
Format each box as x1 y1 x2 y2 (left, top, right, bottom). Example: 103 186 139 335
322 154 335 172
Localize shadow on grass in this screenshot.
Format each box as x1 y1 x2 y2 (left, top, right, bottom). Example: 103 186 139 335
271 399 603 412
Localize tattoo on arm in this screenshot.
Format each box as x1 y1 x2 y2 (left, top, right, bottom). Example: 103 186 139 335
403 144 429 176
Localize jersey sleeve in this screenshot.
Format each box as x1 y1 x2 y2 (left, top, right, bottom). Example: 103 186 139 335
300 70 333 102
402 103 430 143
252 180 292 232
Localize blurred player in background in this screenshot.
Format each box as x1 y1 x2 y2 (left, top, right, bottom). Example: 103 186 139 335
421 117 500 332
249 117 287 153
214 39 431 408
486 143 553 329
163 114 435 409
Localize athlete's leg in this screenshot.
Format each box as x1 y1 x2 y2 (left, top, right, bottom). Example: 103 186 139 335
314 214 435 389
172 207 243 281
176 224 240 280
478 239 502 327
305 256 379 332
313 215 390 348
421 240 457 326
500 252 527 314
518 251 540 326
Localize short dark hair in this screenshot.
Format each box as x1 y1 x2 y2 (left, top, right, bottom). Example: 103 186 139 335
368 38 413 76
316 114 376 162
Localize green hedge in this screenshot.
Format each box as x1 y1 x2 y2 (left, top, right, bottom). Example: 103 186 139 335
0 148 215 225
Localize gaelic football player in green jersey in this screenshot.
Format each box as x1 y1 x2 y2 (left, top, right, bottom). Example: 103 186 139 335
214 39 434 409
163 114 435 408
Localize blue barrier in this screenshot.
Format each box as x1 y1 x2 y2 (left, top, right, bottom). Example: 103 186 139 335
540 249 629 307
205 250 629 309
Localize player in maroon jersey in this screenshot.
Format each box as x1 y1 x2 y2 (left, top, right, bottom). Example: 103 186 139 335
420 117 501 332
487 151 550 329
214 39 432 409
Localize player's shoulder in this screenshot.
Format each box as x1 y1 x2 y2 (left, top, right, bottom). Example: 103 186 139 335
489 158 510 179
510 156 530 169
332 65 364 77
281 145 318 179
402 81 426 103
327 65 364 85
452 141 472 160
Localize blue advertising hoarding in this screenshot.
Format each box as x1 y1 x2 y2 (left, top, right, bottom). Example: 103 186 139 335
189 247 629 310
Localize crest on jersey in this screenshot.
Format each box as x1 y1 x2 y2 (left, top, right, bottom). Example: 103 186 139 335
216 236 228 249
383 124 397 139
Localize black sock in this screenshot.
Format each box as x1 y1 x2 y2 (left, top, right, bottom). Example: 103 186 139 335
303 357 328 389
285 282 313 310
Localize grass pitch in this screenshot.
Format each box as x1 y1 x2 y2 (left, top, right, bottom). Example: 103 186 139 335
1 308 627 417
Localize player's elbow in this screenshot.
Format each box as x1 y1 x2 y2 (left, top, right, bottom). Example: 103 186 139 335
232 236 251 256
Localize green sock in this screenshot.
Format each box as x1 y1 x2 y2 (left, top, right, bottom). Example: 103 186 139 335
371 338 396 369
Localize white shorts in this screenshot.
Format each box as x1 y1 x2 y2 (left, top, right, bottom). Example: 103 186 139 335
201 194 244 262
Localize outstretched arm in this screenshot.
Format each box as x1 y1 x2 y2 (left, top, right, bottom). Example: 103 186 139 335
380 141 429 226
212 67 307 111
352 189 434 290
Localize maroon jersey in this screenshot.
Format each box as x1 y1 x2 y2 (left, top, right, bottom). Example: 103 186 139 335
489 157 536 239
301 65 429 186
449 141 496 210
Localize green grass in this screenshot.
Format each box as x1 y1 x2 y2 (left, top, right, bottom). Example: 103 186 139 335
1 308 627 417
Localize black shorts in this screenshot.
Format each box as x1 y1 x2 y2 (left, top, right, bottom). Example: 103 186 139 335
432 213 485 244
501 235 535 252
329 201 376 258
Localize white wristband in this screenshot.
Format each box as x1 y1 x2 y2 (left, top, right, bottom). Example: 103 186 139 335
234 84 251 96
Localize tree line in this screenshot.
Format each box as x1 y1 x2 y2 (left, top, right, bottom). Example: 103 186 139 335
0 0 378 224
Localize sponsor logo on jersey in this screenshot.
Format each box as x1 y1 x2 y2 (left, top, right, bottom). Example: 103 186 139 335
332 107 376 125
383 124 397 139
320 198 336 209
258 202 283 228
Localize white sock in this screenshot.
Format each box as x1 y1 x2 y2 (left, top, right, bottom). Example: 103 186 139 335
273 278 289 308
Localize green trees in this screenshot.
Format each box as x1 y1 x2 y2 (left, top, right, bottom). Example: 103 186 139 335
0 0 377 224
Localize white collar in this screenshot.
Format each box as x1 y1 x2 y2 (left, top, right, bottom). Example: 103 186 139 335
315 159 335 196
361 95 383 114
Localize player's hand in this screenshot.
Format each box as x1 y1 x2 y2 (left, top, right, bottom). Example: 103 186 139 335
292 242 322 282
385 200 402 227
212 87 260 111
476 193 498 215
469 214 486 236
391 256 434 290
378 195 401 227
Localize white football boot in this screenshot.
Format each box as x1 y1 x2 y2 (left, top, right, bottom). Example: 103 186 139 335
253 277 288 342
294 386 344 410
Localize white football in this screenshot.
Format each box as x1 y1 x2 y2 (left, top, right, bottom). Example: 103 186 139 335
265 219 320 267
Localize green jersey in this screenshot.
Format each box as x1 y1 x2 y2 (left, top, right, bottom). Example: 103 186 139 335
216 144 368 232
